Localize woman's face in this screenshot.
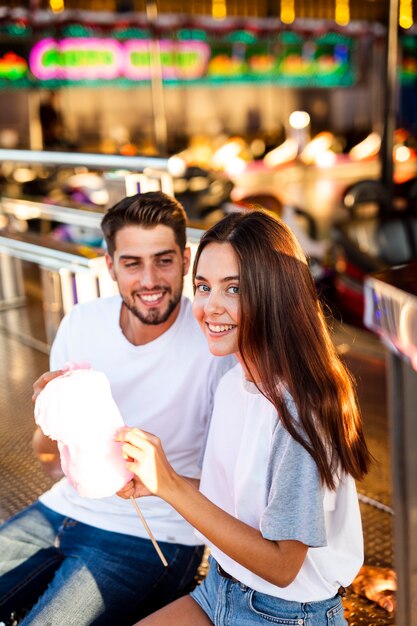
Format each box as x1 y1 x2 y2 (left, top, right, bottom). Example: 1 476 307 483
193 242 240 358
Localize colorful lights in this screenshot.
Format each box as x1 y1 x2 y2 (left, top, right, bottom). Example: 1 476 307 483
280 0 295 25
349 132 381 161
289 111 311 130
0 52 28 81
263 139 298 168
335 0 350 27
212 0 227 20
30 39 124 81
124 40 210 80
49 0 65 13
3 30 356 89
400 0 414 29
395 145 412 162
29 38 210 82
299 132 335 165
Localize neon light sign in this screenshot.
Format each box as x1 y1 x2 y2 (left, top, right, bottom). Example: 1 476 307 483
29 38 211 82
30 38 124 80
124 40 210 80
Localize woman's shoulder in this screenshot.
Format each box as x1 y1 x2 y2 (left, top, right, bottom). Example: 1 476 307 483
213 362 243 393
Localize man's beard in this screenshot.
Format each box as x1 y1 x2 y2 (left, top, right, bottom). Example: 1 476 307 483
123 286 182 325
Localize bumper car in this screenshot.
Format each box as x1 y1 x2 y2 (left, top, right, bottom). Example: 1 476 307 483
330 179 417 327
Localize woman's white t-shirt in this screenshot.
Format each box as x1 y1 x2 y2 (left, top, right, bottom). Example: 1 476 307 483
199 363 364 601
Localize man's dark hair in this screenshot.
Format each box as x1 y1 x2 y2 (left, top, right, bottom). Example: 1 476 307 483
101 191 187 256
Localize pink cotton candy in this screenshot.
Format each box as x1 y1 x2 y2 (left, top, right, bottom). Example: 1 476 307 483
34 369 133 498
61 361 92 372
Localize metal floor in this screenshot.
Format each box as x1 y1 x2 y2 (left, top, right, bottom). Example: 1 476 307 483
0 297 395 625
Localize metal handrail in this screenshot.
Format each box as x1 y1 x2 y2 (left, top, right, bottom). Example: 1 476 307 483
0 232 105 271
1 197 104 230
1 196 204 242
0 149 170 171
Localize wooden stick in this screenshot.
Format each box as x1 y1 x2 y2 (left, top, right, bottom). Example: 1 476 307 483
130 496 168 567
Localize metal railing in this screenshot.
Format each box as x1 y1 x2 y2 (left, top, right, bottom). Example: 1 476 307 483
0 149 170 172
0 150 202 349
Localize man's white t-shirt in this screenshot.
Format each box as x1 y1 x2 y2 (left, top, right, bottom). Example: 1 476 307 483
40 295 231 546
199 364 364 601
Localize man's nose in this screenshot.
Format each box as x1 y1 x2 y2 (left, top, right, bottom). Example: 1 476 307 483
141 264 158 287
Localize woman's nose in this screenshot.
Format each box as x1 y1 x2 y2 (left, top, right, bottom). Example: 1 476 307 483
204 290 223 315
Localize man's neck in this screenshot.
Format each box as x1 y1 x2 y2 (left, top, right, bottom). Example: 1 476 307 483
119 301 182 346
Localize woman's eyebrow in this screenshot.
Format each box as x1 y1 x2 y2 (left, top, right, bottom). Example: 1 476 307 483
194 274 239 282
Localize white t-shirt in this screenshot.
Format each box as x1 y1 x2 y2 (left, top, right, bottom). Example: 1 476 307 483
199 363 364 601
40 295 232 546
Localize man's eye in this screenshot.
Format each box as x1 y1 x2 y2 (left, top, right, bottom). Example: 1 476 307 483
125 262 139 268
157 258 173 266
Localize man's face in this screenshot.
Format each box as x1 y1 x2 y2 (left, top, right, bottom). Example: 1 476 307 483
106 224 190 326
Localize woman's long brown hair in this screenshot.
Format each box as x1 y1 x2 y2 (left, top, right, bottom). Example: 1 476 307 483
193 209 371 489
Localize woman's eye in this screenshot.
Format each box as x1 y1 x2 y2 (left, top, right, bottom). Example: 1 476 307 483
196 284 210 293
228 286 239 294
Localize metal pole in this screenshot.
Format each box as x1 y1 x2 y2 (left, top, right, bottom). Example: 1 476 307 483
387 351 417 625
380 0 399 204
27 91 43 150
146 0 168 155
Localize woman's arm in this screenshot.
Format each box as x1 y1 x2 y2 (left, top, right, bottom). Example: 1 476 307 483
116 427 307 588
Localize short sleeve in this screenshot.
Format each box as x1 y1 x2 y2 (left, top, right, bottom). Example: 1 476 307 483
198 356 237 468
260 408 327 548
50 311 71 370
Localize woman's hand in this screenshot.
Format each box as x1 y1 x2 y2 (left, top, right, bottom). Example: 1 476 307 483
115 427 178 500
116 477 151 499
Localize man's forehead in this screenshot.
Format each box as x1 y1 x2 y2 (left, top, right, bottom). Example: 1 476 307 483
114 224 180 257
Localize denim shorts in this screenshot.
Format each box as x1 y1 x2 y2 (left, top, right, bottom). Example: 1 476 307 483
190 556 347 626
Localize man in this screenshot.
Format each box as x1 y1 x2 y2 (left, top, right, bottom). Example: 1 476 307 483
0 192 232 626
39 91 63 149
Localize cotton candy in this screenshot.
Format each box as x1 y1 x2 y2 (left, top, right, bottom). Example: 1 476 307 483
34 368 133 498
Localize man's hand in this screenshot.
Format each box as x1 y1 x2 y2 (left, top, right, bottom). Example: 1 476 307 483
32 370 64 403
352 564 397 613
32 369 64 479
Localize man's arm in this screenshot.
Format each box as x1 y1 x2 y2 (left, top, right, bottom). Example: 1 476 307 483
32 426 63 479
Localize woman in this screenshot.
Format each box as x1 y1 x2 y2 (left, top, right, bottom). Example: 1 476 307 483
117 209 371 625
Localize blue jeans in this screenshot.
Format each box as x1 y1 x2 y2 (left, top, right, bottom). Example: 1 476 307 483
191 556 347 626
0 501 204 626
